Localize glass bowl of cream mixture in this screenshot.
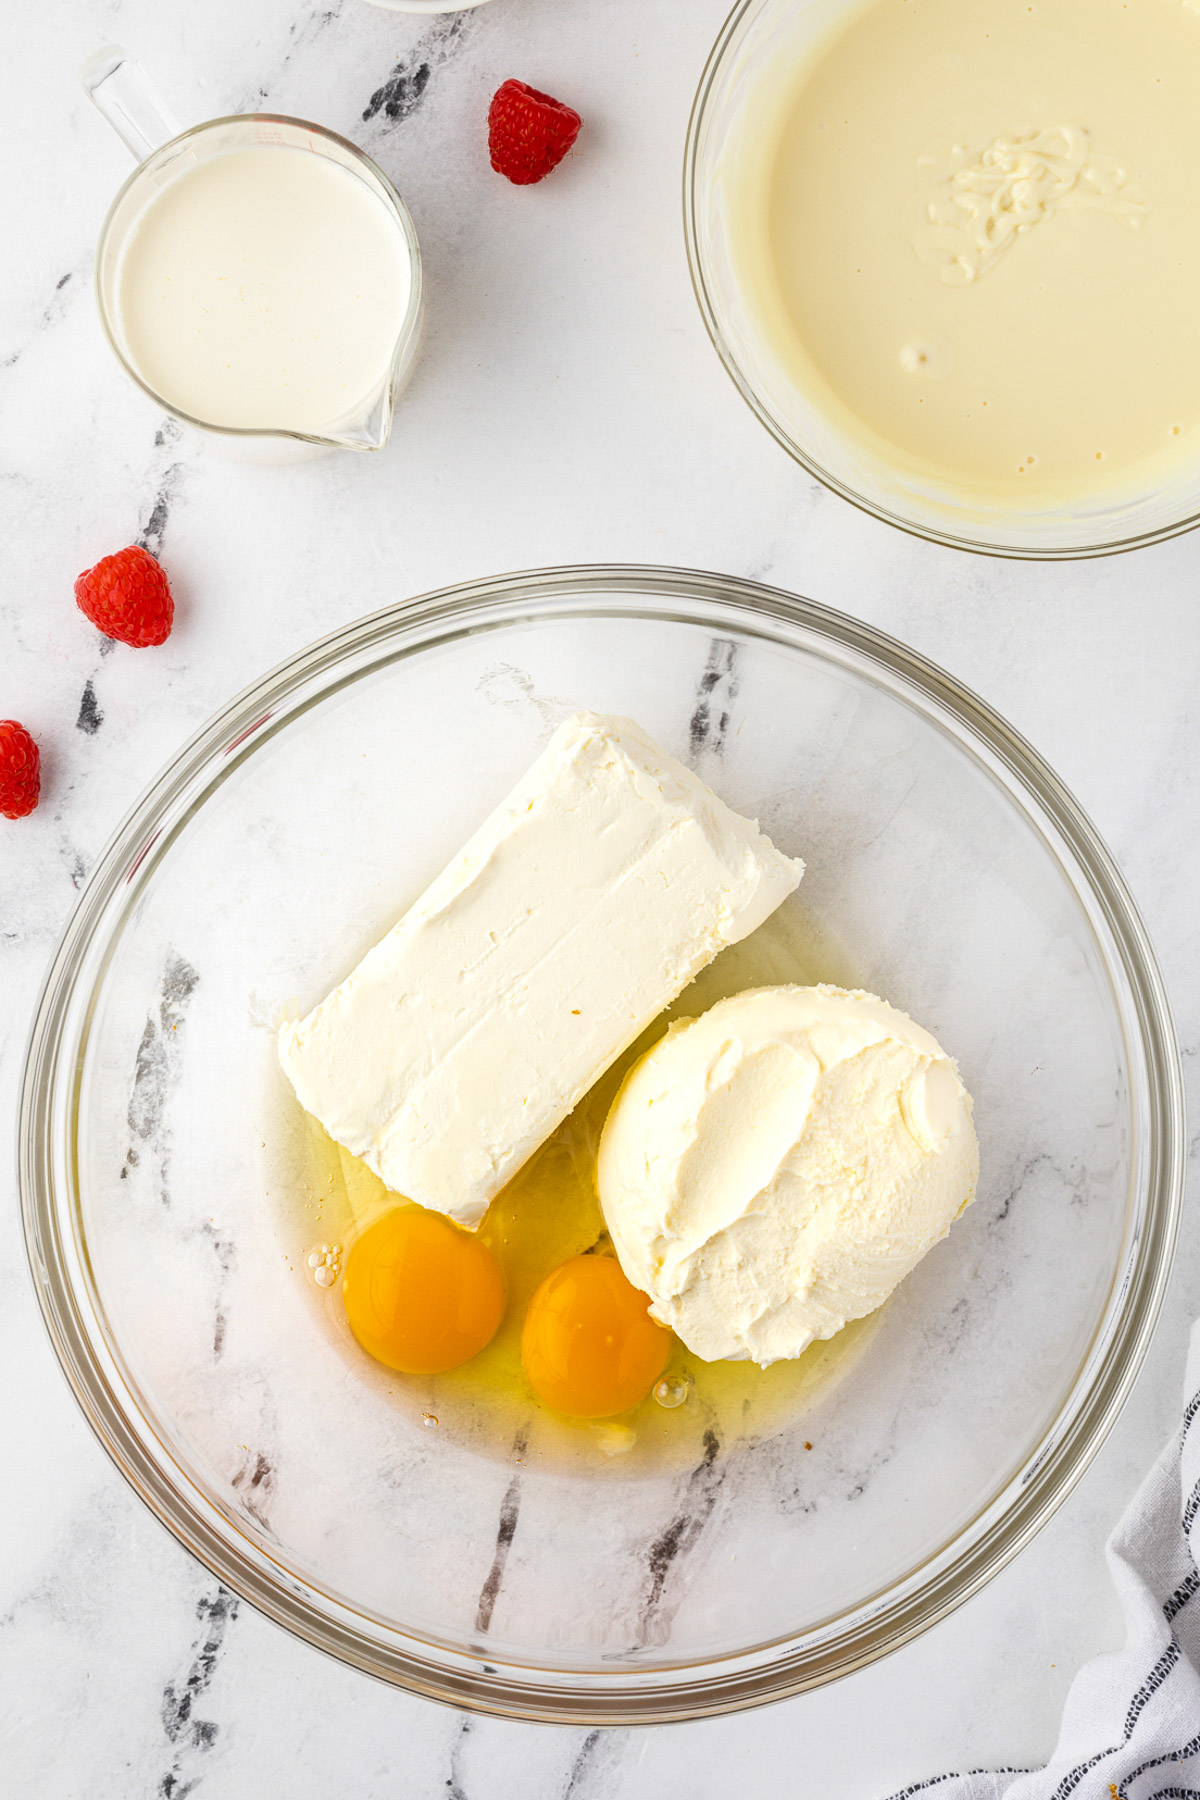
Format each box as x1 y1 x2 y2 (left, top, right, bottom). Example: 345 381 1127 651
686 0 1200 556
20 569 1182 1719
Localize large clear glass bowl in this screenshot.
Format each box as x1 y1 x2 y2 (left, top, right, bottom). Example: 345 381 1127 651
684 0 1200 559
19 567 1182 1720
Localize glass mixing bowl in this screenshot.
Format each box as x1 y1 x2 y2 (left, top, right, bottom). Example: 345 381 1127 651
684 0 1200 559
20 567 1182 1720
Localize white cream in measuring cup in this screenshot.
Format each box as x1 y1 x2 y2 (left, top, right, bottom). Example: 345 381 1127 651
118 145 412 435
84 49 422 453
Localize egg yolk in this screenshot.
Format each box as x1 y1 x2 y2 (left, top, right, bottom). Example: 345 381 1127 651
342 1207 504 1375
521 1254 671 1418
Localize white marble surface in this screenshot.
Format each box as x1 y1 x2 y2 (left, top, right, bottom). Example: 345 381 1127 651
2 0 1198 1794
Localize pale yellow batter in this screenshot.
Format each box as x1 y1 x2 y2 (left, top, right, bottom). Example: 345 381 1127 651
729 0 1200 503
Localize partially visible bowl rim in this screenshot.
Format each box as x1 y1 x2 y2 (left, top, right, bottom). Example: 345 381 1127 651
18 564 1185 1721
682 0 1200 561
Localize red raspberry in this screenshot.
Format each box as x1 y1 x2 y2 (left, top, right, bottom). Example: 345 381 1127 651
74 546 174 648
0 720 41 819
488 79 581 186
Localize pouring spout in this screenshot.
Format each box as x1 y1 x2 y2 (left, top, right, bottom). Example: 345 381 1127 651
324 384 396 452
81 46 183 163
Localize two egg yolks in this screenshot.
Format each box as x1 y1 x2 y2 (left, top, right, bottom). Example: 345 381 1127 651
341 1210 670 1417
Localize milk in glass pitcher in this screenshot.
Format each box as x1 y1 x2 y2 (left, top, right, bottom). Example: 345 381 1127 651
82 48 423 458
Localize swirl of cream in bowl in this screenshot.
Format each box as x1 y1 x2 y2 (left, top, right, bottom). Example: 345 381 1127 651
597 985 978 1366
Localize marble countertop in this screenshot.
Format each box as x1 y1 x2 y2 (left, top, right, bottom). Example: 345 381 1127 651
2 0 1198 1794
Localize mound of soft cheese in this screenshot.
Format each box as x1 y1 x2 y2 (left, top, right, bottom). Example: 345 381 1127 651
597 985 978 1364
278 712 802 1227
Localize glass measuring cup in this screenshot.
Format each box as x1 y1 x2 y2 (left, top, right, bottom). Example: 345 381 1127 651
82 48 424 458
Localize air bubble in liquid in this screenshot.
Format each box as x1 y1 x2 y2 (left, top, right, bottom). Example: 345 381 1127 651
654 1374 693 1410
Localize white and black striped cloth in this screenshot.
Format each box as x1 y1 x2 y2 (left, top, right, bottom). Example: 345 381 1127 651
889 1328 1200 1799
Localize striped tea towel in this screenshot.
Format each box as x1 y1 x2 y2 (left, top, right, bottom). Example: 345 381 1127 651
888 1321 1200 1800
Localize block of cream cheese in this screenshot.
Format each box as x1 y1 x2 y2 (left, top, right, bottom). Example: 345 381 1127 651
597 985 978 1365
278 712 802 1226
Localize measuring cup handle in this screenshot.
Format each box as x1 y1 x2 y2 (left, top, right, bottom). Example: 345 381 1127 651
80 46 183 163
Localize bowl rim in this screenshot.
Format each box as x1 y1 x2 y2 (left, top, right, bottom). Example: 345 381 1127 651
682 0 1200 562
18 563 1185 1721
